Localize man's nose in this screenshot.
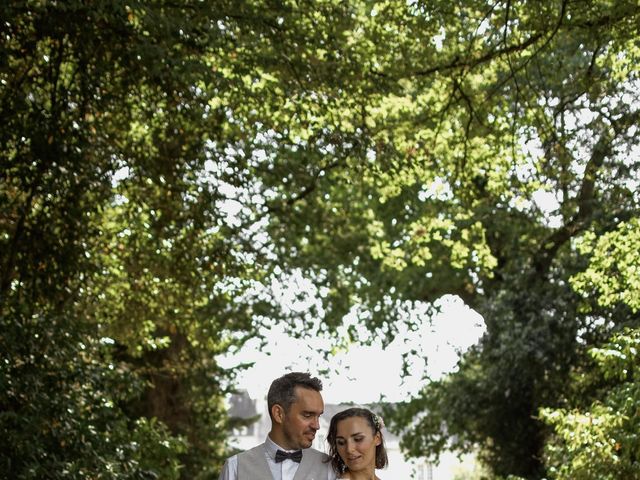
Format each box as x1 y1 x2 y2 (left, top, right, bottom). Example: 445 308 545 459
311 417 320 430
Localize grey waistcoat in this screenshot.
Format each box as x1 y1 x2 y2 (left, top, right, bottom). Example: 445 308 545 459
237 445 331 480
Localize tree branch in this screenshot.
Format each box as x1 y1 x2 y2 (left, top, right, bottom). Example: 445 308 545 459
532 127 611 275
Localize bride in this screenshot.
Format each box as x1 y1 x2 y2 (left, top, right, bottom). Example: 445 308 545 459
326 407 388 480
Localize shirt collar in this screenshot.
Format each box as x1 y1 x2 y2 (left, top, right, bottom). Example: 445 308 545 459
265 435 301 461
265 435 284 461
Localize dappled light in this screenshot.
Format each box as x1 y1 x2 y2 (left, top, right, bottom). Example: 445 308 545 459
1 1 639 479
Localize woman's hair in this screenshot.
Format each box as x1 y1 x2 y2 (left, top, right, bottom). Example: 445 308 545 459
326 407 388 474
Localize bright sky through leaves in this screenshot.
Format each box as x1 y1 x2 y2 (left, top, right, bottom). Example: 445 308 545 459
219 295 485 404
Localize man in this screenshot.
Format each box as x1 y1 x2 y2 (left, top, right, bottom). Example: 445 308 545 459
219 372 337 480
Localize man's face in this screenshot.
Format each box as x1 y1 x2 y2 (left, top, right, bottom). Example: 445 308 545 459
280 386 324 450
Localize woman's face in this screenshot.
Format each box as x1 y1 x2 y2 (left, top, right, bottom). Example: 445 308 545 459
335 416 381 473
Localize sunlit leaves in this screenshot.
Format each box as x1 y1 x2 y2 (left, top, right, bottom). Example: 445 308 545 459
571 220 640 313
2 1 640 478
572 219 640 311
540 328 640 480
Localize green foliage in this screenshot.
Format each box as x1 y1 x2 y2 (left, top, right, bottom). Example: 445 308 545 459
256 1 640 479
0 312 185 478
2 0 639 479
540 328 640 480
0 0 274 477
572 219 640 313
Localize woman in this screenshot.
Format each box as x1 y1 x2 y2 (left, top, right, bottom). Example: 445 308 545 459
326 407 388 479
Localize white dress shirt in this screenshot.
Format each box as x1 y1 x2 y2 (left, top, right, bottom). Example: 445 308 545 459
218 436 336 480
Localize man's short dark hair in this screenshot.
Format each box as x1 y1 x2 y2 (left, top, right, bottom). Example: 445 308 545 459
267 372 323 418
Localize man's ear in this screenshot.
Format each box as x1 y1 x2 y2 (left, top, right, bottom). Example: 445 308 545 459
271 404 285 424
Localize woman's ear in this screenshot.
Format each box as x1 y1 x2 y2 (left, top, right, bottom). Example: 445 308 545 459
374 431 382 446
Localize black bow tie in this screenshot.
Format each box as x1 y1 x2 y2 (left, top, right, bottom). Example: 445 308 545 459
275 449 303 463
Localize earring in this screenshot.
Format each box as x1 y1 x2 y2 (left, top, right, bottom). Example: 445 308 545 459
336 455 347 473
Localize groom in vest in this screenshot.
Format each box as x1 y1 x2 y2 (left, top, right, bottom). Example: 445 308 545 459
219 372 337 480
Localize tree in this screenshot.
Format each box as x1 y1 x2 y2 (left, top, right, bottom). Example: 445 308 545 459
539 220 640 479
0 1 288 477
243 1 640 478
2 1 639 479
540 328 640 480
